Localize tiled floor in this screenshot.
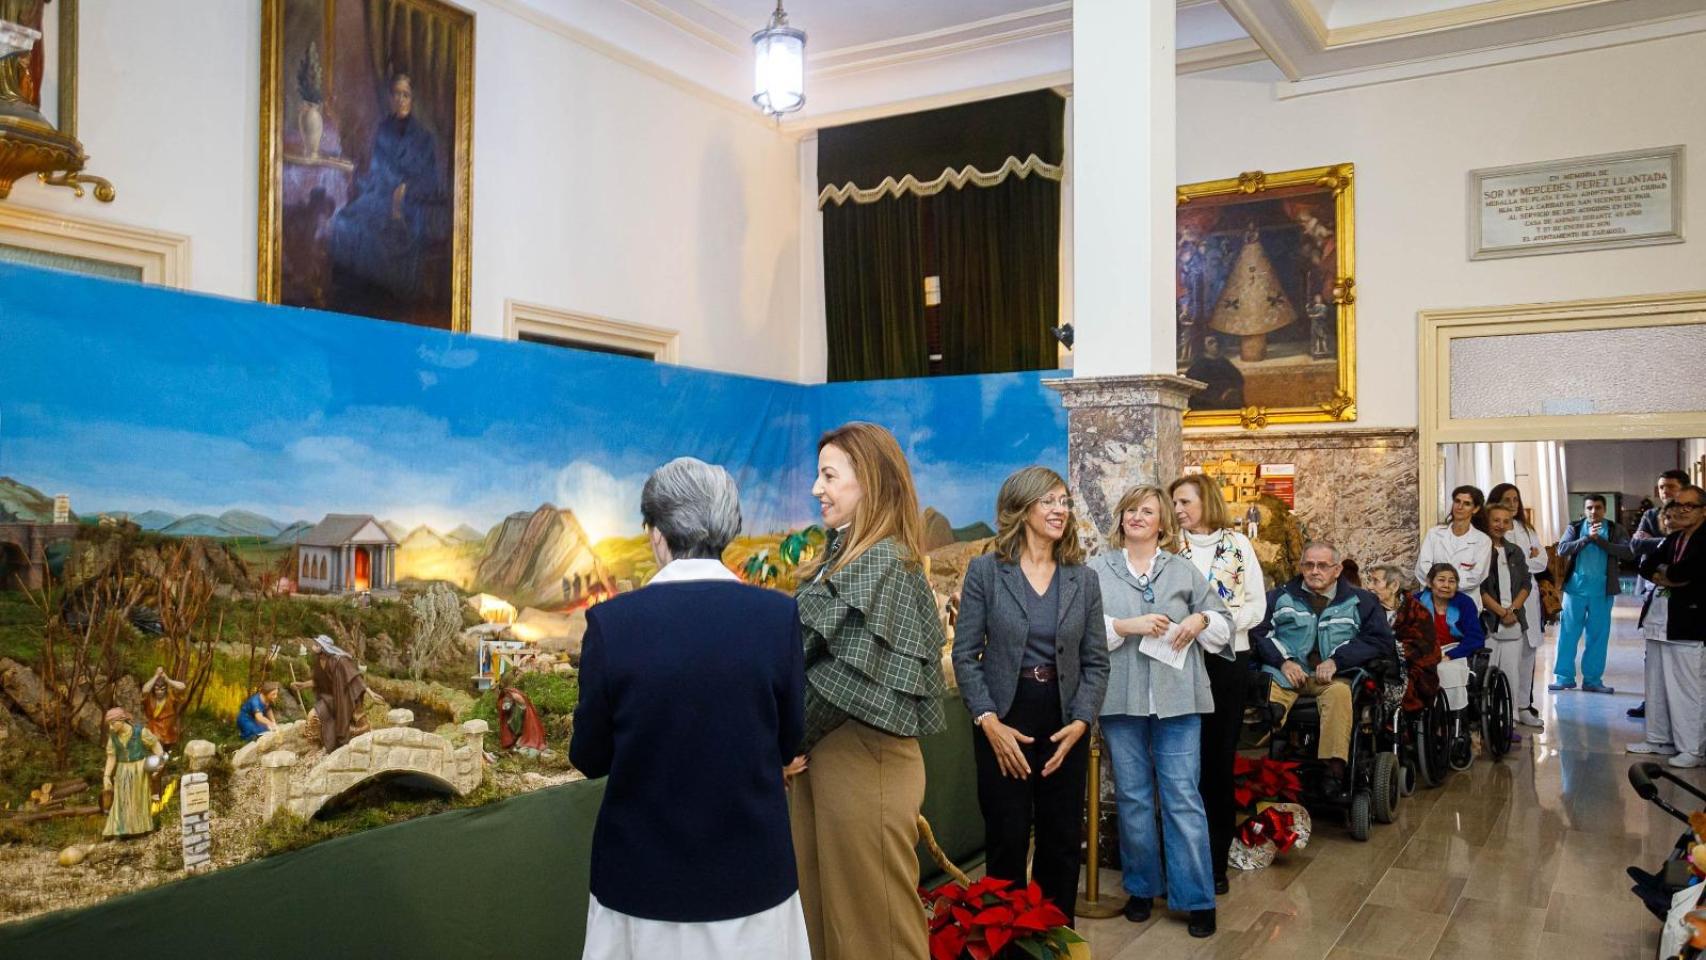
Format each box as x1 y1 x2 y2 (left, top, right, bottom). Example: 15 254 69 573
1078 599 1684 959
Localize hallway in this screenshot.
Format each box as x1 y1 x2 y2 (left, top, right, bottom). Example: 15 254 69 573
1081 598 1678 959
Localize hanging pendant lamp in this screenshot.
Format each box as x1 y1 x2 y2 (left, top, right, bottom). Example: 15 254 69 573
752 1 806 118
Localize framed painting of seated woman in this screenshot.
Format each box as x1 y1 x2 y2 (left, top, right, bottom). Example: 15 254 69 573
258 0 473 332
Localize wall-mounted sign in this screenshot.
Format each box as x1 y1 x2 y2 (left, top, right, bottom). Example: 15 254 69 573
1470 146 1684 260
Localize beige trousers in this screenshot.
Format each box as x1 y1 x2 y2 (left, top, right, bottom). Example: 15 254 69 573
789 721 929 960
1268 677 1354 762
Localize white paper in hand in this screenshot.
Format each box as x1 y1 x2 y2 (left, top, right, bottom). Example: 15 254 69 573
1138 626 1190 671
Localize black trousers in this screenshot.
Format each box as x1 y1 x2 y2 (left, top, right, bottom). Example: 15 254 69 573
972 678 1090 923
1199 650 1250 882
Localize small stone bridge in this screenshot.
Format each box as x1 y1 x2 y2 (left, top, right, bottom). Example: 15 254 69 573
236 715 488 820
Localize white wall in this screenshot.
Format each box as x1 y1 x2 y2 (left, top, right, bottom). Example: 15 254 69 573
9 0 803 381
1177 32 1706 429
1565 439 1682 497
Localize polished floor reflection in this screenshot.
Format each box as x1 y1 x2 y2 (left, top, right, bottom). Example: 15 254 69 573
1079 599 1679 959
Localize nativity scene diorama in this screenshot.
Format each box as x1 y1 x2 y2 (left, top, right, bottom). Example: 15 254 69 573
1176 163 1357 429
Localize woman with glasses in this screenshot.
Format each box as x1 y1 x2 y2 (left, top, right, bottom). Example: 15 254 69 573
952 466 1109 923
1091 485 1231 939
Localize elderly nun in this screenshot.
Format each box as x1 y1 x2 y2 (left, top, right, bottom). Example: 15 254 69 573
571 457 809 960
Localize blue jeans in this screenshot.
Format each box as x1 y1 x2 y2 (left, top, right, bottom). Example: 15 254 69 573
1100 713 1214 911
1554 590 1613 686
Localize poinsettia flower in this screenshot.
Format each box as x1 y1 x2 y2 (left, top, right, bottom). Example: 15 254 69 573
966 876 1015 898
929 924 967 960
985 925 1015 955
971 905 1017 927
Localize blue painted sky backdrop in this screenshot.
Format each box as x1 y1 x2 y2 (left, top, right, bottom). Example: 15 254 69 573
0 264 1065 540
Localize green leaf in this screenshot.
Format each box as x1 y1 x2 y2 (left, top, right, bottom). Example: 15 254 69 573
1014 940 1050 960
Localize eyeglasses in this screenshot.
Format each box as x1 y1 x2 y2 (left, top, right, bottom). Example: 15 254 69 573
1038 496 1073 511
1299 561 1338 571
1665 502 1703 512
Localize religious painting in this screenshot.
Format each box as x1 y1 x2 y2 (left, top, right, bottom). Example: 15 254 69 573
258 0 473 331
1175 163 1356 429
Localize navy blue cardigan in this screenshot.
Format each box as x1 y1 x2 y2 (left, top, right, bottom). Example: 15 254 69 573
570 580 805 923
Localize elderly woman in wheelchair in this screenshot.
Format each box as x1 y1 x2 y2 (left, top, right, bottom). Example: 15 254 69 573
1251 542 1403 839
1418 563 1515 769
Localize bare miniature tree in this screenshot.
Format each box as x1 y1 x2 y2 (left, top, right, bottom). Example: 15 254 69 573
153 541 223 719
27 565 144 771
406 583 463 682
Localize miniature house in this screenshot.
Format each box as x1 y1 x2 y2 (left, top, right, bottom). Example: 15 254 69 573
296 514 398 594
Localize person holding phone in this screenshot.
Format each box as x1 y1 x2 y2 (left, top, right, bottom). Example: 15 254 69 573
1550 495 1632 694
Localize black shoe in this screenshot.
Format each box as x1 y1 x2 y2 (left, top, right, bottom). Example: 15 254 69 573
1123 896 1153 923
1214 875 1230 895
1321 774 1344 800
1188 909 1217 938
1629 702 1647 718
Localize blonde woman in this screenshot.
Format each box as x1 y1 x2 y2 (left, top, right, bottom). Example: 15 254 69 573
1092 485 1231 939
789 422 947 960
952 466 1108 923
1169 475 1265 896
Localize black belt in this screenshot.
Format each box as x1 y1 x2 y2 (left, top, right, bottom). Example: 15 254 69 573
1020 664 1058 683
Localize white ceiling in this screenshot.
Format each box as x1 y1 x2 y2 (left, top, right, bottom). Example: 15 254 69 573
505 0 1706 128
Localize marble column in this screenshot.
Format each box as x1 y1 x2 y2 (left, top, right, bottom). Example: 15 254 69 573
1058 4 1191 546
1046 374 1202 541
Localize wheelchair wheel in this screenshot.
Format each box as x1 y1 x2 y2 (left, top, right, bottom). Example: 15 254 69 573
1372 752 1400 824
1412 713 1438 788
1482 669 1515 760
1348 790 1372 841
1447 712 1474 772
1399 758 1417 797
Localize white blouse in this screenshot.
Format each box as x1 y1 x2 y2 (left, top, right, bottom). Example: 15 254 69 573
1179 528 1268 654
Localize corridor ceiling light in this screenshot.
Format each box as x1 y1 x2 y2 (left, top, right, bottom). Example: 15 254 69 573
752 1 806 118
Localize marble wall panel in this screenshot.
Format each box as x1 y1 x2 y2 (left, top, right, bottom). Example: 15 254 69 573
1184 428 1420 573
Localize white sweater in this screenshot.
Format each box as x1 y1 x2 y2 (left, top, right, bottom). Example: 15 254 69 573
1180 529 1267 653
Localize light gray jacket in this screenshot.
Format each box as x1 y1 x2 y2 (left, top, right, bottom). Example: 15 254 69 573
952 554 1109 726
1091 549 1232 720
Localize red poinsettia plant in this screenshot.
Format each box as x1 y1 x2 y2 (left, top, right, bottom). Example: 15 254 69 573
1236 804 1304 852
1231 755 1302 810
920 876 1085 960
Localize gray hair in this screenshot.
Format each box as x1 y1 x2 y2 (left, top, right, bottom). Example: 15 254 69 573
1301 540 1341 562
640 457 742 559
1364 563 1413 592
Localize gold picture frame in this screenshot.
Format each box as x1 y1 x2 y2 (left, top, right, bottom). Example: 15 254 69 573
1176 163 1356 429
258 0 474 332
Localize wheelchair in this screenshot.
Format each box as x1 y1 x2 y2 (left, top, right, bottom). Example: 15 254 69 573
1438 648 1516 770
1257 662 1404 842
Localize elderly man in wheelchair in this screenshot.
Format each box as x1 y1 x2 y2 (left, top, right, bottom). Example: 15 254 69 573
1251 542 1400 830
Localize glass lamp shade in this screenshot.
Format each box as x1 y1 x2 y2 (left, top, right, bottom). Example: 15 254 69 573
752 23 805 117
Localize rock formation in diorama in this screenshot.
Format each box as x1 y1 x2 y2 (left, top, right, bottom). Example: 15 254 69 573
475 505 615 609
921 508 957 553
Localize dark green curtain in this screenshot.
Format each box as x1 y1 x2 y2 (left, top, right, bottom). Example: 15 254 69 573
818 90 1063 382
822 194 929 382
932 174 1060 376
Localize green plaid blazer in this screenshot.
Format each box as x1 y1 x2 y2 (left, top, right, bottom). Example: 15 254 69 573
796 536 947 750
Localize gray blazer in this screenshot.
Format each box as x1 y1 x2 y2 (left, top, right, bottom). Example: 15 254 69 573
1091 549 1231 720
952 553 1109 727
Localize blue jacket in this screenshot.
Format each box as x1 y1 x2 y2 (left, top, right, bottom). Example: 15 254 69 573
1251 578 1395 688
1418 589 1485 660
570 580 805 923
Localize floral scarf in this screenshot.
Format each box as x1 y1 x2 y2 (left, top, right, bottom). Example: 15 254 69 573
1182 530 1246 611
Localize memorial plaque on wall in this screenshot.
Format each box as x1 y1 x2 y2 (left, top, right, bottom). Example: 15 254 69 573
1470 146 1683 259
